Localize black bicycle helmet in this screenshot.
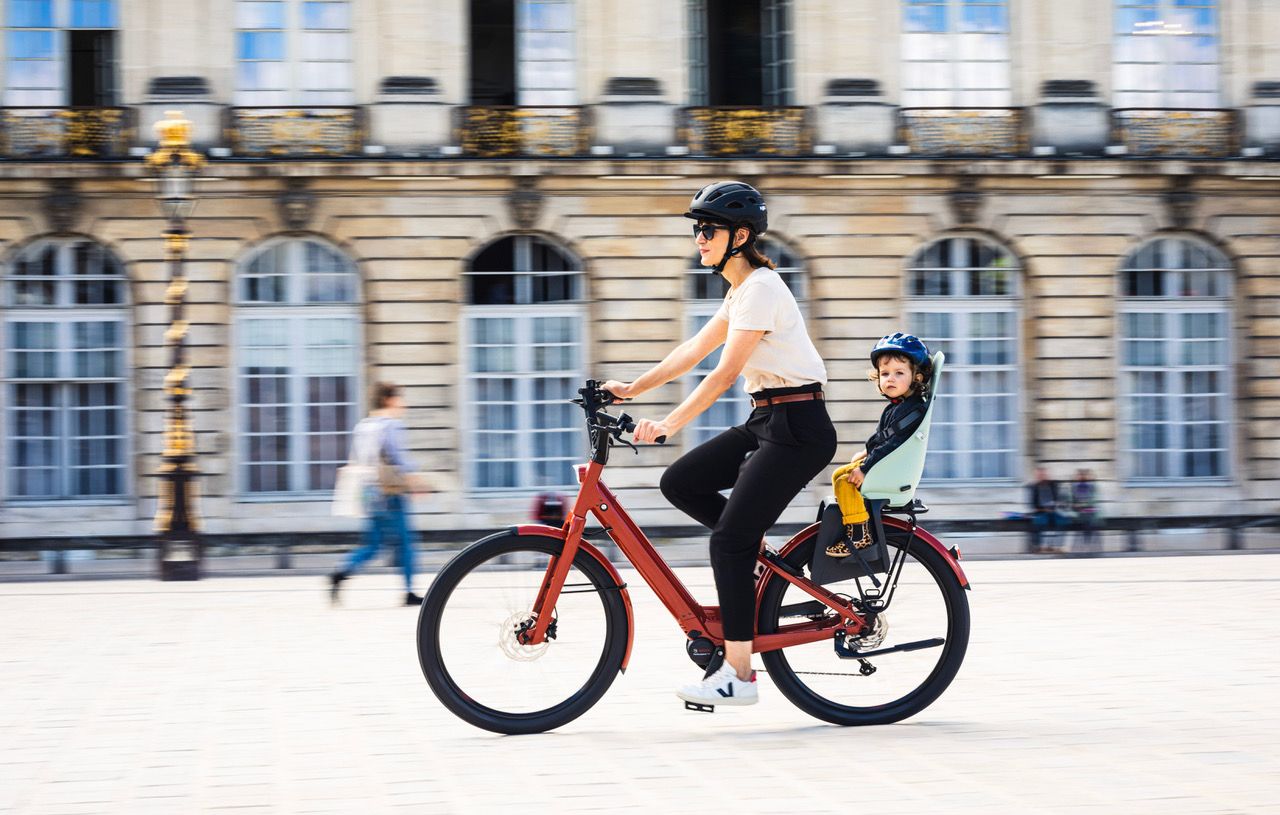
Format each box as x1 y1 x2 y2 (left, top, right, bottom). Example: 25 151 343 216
871 332 931 371
684 181 768 234
683 181 768 275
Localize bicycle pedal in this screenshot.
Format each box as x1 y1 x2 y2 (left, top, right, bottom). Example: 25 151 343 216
683 701 715 713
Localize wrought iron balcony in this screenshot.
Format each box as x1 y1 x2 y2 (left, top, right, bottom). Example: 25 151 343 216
1112 109 1238 158
680 107 810 157
899 108 1027 157
456 106 590 158
225 107 364 157
0 107 135 159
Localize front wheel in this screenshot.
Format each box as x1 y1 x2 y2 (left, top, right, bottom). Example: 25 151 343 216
416 532 630 735
758 527 970 726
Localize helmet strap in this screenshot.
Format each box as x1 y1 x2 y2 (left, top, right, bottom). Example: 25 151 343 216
711 224 752 277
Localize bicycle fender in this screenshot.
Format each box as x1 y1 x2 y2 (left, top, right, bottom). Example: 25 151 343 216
512 525 636 672
770 518 970 592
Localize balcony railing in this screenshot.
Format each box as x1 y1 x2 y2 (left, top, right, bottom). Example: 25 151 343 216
899 108 1026 157
225 107 364 157
1112 109 1238 158
0 107 135 159
456 106 590 158
680 107 810 157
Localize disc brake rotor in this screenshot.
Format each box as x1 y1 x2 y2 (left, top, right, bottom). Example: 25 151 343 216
850 613 889 651
498 611 552 661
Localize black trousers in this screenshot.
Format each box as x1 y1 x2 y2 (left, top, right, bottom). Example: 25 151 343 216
660 388 837 641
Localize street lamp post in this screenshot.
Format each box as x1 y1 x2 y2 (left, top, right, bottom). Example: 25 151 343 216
147 111 204 581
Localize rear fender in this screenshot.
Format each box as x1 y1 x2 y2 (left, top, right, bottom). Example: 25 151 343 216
512 525 635 671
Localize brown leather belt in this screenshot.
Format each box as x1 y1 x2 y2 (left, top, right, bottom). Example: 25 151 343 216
751 391 824 408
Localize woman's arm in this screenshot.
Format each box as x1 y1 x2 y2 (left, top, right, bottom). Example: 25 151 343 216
603 316 728 400
633 327 765 443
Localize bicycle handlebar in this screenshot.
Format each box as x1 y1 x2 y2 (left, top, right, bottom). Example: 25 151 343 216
575 381 666 447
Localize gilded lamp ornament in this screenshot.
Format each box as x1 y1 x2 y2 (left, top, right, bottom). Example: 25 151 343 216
148 110 204 580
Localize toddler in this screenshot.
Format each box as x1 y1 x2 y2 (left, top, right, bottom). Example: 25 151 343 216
828 333 931 557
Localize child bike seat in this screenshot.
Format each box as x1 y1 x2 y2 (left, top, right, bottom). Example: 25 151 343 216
859 351 945 508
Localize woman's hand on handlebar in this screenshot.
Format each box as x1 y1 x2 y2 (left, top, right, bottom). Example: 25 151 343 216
633 418 671 445
600 380 634 403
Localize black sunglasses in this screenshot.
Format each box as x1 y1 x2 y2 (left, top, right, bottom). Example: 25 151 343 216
691 223 723 240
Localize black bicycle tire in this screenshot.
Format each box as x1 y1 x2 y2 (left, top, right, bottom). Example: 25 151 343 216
416 532 630 735
758 530 970 726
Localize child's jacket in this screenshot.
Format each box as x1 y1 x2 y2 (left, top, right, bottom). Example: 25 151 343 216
859 392 929 474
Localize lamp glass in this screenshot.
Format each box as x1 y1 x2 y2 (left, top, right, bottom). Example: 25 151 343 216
157 171 196 221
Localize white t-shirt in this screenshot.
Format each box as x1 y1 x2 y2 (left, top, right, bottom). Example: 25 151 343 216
713 267 827 394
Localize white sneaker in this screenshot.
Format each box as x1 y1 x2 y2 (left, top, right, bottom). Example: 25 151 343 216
676 664 759 707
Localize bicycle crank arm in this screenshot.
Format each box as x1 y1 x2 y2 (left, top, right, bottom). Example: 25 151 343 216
834 636 945 660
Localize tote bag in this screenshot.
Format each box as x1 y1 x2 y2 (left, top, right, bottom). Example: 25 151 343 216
331 417 385 518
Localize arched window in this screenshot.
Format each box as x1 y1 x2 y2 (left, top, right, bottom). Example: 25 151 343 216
3 238 128 499
684 239 805 446
235 237 360 494
465 235 583 489
906 235 1019 480
1120 236 1231 479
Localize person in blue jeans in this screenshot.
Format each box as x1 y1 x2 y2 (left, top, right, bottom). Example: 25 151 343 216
329 382 428 606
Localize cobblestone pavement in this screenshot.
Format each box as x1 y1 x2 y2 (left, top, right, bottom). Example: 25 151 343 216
2 554 1277 815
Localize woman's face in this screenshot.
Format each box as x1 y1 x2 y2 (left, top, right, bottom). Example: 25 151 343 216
694 221 742 266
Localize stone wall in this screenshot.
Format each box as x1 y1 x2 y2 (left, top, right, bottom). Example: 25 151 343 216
1 160 1276 540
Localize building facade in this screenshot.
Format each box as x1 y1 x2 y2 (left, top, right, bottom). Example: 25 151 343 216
1 0 1278 544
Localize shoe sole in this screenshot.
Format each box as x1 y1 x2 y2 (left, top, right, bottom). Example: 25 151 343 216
675 691 759 707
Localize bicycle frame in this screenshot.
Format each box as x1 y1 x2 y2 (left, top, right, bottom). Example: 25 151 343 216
523 458 868 654
521 383 970 658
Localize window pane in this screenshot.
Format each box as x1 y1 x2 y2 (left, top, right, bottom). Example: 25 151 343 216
302 1 350 29
959 3 1007 33
238 31 285 60
299 31 350 60
8 30 55 59
70 0 117 27
9 0 54 27
904 2 947 33
237 0 285 28
301 60 351 91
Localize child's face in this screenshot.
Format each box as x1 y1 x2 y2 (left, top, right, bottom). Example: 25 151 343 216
878 358 916 399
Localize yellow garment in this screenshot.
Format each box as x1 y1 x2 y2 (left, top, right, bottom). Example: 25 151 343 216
831 461 870 525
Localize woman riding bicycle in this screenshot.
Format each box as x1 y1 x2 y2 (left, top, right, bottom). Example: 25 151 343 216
603 180 837 708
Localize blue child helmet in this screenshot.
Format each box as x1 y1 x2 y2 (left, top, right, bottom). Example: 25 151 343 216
871 332 931 371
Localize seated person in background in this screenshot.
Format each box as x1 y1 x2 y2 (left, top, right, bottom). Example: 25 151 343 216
1028 465 1068 554
828 333 932 558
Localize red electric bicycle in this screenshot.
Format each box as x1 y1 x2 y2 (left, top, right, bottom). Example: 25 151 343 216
416 381 971 734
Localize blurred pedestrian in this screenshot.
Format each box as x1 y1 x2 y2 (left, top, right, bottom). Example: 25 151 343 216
329 382 429 606
1027 465 1068 554
1070 468 1102 554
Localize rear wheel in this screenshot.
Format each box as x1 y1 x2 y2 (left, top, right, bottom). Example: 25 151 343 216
758 528 969 725
416 532 630 734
